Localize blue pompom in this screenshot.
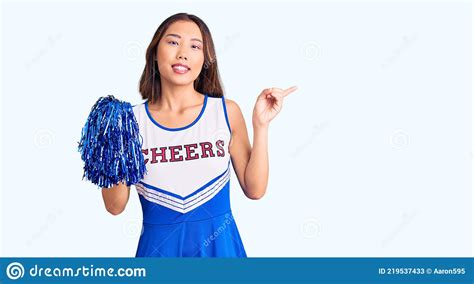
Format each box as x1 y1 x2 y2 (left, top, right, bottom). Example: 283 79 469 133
78 95 147 189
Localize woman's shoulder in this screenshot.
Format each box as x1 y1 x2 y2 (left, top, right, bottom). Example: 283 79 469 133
222 97 241 115
207 95 242 119
223 98 245 133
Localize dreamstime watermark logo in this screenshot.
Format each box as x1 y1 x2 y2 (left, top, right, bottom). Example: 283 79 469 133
203 32 240 69
122 218 144 238
26 208 63 247
25 33 62 69
381 209 419 248
202 213 234 247
300 41 321 61
122 40 144 61
381 33 419 69
5 263 146 279
6 262 25 280
301 218 321 238
212 128 231 142
33 128 55 149
390 129 409 150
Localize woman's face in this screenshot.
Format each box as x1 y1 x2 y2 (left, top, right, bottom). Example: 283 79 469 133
156 20 205 87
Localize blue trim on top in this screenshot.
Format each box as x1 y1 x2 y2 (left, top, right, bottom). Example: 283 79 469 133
139 160 231 200
221 96 232 134
181 159 230 199
138 174 230 209
138 180 230 216
144 94 208 131
139 182 183 200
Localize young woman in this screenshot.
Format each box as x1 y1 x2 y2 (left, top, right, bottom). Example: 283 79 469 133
101 13 297 257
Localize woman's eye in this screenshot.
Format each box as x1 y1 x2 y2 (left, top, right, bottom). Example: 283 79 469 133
167 40 200 50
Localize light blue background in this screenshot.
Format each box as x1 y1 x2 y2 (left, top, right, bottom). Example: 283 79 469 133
1 0 472 257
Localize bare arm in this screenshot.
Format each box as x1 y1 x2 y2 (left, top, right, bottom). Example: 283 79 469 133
101 181 131 215
244 124 269 199
226 87 297 200
227 99 268 200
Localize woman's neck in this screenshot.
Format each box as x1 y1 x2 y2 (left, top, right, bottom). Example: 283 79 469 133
151 82 203 112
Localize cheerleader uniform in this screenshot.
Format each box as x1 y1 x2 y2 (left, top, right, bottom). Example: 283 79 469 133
132 94 247 257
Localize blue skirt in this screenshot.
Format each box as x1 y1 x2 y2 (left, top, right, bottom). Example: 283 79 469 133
135 211 246 257
135 182 247 257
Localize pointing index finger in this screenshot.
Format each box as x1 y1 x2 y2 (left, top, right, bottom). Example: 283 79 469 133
283 85 298 97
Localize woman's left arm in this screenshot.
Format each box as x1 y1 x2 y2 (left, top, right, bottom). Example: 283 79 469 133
226 86 297 200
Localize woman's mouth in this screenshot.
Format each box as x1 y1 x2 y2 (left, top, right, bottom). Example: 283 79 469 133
172 64 190 74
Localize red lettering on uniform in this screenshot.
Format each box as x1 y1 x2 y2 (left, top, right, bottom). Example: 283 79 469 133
151 147 168 163
216 140 225 157
169 145 183 162
143 140 227 164
200 142 215 158
142 149 149 164
184 143 199 160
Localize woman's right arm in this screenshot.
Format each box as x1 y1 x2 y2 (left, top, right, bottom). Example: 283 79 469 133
102 181 131 215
